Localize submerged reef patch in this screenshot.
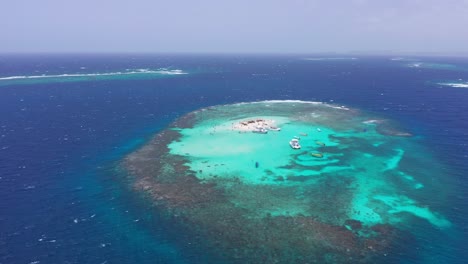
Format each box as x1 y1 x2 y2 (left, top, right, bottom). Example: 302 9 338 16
124 100 450 263
0 68 187 86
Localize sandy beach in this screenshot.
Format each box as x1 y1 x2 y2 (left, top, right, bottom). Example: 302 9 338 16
231 117 280 132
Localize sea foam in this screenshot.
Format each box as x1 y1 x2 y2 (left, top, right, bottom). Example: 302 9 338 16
438 82 468 88
0 68 187 81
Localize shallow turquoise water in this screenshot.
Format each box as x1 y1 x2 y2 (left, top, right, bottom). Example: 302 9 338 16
167 101 451 230
1 54 466 263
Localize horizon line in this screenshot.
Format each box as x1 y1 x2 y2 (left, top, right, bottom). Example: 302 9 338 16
1 51 468 58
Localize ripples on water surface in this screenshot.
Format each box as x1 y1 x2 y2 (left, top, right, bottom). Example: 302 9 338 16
0 54 467 263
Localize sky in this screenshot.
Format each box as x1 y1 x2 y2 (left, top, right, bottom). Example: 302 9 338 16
1 0 468 54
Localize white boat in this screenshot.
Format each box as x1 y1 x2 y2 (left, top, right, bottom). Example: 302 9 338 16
289 138 301 149
269 126 281 131
252 127 268 134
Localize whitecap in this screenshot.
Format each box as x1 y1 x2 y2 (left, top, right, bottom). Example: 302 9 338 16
408 63 422 68
363 119 384 124
99 242 111 248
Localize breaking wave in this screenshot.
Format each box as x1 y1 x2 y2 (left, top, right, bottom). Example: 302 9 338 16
302 57 357 61
438 81 468 88
0 68 188 87
0 68 187 81
406 62 460 70
233 100 350 110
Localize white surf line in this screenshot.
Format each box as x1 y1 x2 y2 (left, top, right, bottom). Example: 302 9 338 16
0 69 187 81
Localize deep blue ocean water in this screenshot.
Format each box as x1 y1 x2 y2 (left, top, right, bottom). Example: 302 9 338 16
0 54 467 263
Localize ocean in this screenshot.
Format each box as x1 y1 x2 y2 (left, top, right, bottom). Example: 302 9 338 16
0 54 467 263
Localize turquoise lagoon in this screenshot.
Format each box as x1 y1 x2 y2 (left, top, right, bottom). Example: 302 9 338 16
125 100 452 263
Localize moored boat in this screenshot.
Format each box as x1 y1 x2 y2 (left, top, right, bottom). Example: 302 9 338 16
252 127 268 134
310 153 324 158
315 141 326 146
289 138 301 149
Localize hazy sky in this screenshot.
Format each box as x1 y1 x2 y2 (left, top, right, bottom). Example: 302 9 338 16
2 0 468 54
